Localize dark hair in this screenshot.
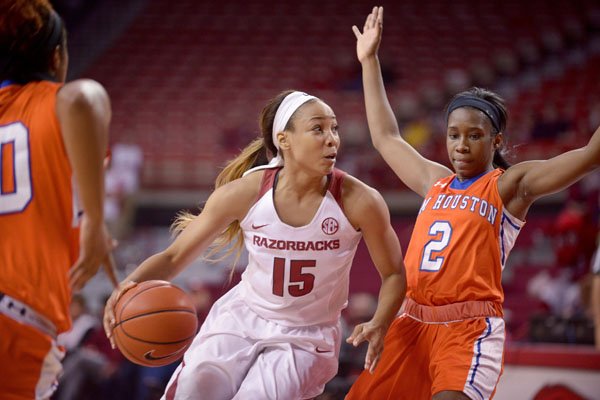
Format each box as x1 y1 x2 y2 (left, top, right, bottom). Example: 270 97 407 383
0 0 66 83
213 88 310 190
446 87 511 169
171 90 314 265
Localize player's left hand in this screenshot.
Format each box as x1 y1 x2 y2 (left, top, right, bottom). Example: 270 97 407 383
346 319 386 373
352 6 384 63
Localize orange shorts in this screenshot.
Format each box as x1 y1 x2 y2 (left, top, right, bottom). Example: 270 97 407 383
346 314 505 400
0 314 64 399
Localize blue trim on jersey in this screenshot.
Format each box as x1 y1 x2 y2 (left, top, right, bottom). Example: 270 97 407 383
500 215 508 266
500 213 521 265
500 219 507 266
503 212 521 230
449 171 489 190
0 80 16 88
469 318 492 400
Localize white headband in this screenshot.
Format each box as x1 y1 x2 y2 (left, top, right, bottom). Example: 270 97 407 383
272 91 317 148
243 91 317 177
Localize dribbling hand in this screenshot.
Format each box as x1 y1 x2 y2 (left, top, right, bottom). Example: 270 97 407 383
103 280 137 349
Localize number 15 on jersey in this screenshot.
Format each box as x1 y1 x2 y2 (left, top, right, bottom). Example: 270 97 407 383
272 257 316 297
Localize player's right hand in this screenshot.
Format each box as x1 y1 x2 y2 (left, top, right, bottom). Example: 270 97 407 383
103 280 137 348
346 319 386 374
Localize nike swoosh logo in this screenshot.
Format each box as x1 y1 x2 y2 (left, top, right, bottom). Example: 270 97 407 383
144 347 187 361
252 223 269 229
315 347 332 354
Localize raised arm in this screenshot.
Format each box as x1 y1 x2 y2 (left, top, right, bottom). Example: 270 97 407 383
353 7 451 197
500 125 600 219
57 79 117 290
343 176 406 372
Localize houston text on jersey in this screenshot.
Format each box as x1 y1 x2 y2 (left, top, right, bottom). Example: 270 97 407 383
419 194 499 225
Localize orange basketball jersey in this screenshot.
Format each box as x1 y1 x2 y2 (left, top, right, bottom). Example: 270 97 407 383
404 169 524 311
0 81 79 333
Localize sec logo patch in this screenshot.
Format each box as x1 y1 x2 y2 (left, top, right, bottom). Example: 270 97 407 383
321 217 339 235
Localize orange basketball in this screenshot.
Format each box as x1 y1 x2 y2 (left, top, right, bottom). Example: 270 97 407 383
113 280 198 367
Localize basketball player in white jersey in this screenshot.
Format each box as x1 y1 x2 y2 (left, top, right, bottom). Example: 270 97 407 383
103 90 407 400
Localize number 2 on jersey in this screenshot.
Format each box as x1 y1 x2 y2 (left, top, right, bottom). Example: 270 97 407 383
0 123 32 215
272 258 316 297
420 221 452 271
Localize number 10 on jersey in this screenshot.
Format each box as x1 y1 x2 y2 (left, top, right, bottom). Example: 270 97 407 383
272 258 316 297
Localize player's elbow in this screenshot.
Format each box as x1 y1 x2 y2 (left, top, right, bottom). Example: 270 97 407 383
390 262 407 283
371 133 388 152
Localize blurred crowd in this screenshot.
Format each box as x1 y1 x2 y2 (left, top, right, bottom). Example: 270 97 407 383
519 176 600 346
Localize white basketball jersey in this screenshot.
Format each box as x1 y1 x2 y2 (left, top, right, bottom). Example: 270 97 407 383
239 168 362 327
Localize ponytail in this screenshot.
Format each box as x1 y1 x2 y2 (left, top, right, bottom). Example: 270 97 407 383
493 149 511 170
170 137 268 267
215 138 267 188
169 90 296 278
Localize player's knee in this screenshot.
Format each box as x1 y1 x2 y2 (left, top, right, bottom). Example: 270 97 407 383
179 363 236 400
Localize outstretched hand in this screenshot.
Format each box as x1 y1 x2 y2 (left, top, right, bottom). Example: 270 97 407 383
346 319 387 373
352 6 384 63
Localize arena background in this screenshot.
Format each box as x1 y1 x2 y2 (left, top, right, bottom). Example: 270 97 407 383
51 0 600 399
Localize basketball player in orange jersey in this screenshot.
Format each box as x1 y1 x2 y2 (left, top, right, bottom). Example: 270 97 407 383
104 90 407 400
346 6 600 400
0 1 116 398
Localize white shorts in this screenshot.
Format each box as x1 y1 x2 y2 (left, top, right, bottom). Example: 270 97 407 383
162 285 341 400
